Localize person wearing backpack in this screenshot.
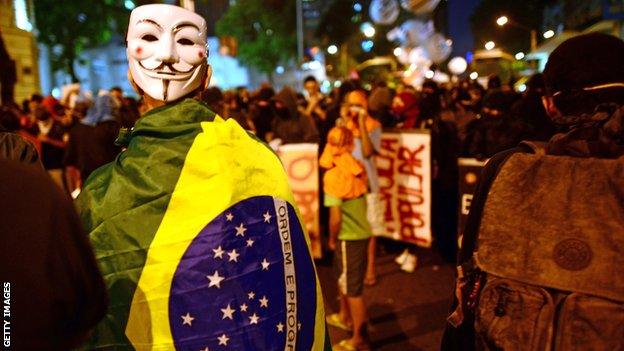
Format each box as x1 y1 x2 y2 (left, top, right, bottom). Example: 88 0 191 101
441 33 624 351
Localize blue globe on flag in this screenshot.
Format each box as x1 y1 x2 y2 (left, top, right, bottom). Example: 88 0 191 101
169 196 317 350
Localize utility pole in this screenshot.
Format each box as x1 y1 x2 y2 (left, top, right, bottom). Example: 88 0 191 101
296 0 304 64
180 0 195 12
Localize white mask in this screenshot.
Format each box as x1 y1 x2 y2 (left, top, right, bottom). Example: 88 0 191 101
127 4 208 102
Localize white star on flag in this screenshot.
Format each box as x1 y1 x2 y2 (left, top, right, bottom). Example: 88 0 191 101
263 211 272 223
181 312 194 326
261 258 270 270
201 347 209 351
227 249 240 262
220 304 235 320
212 246 225 259
235 223 247 236
240 303 248 312
248 291 255 299
277 322 284 332
246 238 254 247
217 334 229 346
249 313 259 325
207 271 225 288
259 296 269 308
225 213 233 221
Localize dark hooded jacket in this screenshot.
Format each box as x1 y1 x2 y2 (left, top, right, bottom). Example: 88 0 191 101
271 87 319 144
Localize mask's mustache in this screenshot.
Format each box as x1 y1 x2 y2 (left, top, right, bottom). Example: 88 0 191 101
139 61 196 75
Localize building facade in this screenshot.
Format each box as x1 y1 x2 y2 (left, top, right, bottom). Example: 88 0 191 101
0 0 40 104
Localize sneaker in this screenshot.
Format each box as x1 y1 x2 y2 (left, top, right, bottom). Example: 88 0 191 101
400 254 417 273
326 313 353 332
333 339 371 351
395 248 410 265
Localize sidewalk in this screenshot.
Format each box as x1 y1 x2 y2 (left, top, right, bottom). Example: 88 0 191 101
317 244 455 351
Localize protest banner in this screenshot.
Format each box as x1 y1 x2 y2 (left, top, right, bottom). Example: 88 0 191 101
375 130 432 247
277 143 322 258
457 158 487 244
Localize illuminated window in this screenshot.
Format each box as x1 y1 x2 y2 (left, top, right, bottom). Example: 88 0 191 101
14 0 33 32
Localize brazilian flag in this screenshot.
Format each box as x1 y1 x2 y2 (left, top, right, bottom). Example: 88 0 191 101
76 99 331 350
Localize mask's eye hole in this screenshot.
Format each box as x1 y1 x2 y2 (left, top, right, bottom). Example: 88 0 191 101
141 34 158 42
177 38 194 46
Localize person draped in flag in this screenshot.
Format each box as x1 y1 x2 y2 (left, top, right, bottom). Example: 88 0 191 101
75 4 330 350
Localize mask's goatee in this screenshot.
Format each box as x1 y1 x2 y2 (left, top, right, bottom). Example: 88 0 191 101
163 80 170 101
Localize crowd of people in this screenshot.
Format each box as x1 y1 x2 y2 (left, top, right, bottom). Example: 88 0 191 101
1 26 623 350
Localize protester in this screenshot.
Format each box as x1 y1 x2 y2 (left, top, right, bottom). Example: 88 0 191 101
248 86 275 142
368 84 395 128
343 90 383 285
33 105 68 190
512 73 557 141
442 33 624 351
0 105 39 164
269 86 320 145
64 90 122 192
0 158 107 350
321 126 371 351
74 5 329 349
461 90 524 159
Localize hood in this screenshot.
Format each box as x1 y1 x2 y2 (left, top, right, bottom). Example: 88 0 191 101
547 103 624 158
83 94 117 126
273 86 299 118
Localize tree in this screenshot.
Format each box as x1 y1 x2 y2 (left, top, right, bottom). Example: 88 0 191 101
34 0 130 82
470 0 556 54
215 0 296 81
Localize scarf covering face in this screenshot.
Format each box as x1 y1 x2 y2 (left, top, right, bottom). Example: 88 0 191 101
320 127 368 200
547 103 624 158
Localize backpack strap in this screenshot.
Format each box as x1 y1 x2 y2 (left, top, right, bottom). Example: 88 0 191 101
518 141 547 155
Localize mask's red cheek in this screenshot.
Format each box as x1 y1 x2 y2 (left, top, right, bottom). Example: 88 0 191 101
198 51 205 58
135 46 143 55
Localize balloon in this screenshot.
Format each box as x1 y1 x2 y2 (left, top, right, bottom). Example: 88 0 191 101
448 56 468 75
400 0 442 14
394 20 434 48
424 32 452 63
369 0 400 25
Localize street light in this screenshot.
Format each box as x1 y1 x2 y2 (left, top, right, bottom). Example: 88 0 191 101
543 30 555 39
470 72 479 80
485 41 495 50
515 52 525 60
361 22 376 38
327 45 338 55
393 47 403 57
495 16 537 52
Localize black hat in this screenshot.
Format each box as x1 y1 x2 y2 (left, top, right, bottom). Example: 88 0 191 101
543 33 624 95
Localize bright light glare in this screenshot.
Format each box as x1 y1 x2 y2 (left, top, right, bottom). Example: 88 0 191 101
515 52 525 60
393 47 403 57
124 0 136 10
361 22 376 38
361 40 374 52
425 70 435 79
496 16 508 26
485 41 495 50
543 30 555 39
353 3 362 12
308 61 322 70
470 72 478 80
518 84 527 92
276 66 285 74
327 45 338 55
